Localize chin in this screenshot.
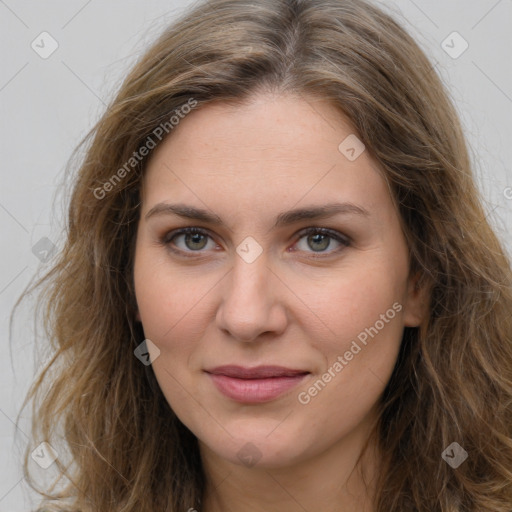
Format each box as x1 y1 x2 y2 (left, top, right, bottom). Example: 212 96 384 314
197 421 315 469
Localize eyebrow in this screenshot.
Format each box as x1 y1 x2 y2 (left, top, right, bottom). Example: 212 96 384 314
145 202 370 229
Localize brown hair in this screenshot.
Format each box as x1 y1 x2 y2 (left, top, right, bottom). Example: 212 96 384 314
14 0 512 510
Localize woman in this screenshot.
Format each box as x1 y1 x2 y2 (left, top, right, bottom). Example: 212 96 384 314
16 0 512 510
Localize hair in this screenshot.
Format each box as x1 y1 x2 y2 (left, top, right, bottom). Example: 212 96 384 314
13 0 512 510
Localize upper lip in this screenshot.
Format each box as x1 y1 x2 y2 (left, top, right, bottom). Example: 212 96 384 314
205 365 310 379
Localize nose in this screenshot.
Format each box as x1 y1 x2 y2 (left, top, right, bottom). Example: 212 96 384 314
215 251 288 343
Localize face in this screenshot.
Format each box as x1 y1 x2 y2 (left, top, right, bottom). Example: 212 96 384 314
133 92 426 469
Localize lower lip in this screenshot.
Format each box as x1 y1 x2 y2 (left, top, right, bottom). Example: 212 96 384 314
207 373 309 403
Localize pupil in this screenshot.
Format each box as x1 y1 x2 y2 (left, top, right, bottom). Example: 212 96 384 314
309 234 329 251
186 233 206 250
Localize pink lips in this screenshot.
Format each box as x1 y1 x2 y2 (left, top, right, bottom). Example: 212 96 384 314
205 365 309 403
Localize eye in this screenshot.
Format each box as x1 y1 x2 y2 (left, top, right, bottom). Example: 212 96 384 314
161 226 351 258
292 227 351 257
162 227 217 255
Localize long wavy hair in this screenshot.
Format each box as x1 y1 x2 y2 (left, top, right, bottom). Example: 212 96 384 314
13 0 512 510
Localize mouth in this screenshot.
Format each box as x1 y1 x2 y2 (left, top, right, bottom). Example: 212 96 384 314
204 365 310 403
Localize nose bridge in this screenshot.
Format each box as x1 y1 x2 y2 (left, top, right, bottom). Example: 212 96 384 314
228 247 271 314
216 244 286 341
232 248 268 295
229 232 270 300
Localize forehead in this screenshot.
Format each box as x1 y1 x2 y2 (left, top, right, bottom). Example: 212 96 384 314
148 93 359 164
141 92 391 223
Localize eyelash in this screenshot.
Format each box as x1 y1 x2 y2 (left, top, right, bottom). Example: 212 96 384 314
160 226 351 259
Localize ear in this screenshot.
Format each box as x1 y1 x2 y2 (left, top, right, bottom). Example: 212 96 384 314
135 308 142 322
402 270 430 327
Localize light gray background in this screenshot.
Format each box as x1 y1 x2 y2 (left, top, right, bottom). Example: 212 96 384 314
1 0 511 510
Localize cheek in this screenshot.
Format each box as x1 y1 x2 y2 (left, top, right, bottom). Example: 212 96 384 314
134 246 198 346
303 262 406 351
133 248 206 414
295 267 405 439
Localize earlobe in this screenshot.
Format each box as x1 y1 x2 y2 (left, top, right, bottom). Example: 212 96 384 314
135 309 142 322
402 271 430 327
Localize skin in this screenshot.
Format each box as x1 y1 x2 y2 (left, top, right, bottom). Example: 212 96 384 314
133 91 428 512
